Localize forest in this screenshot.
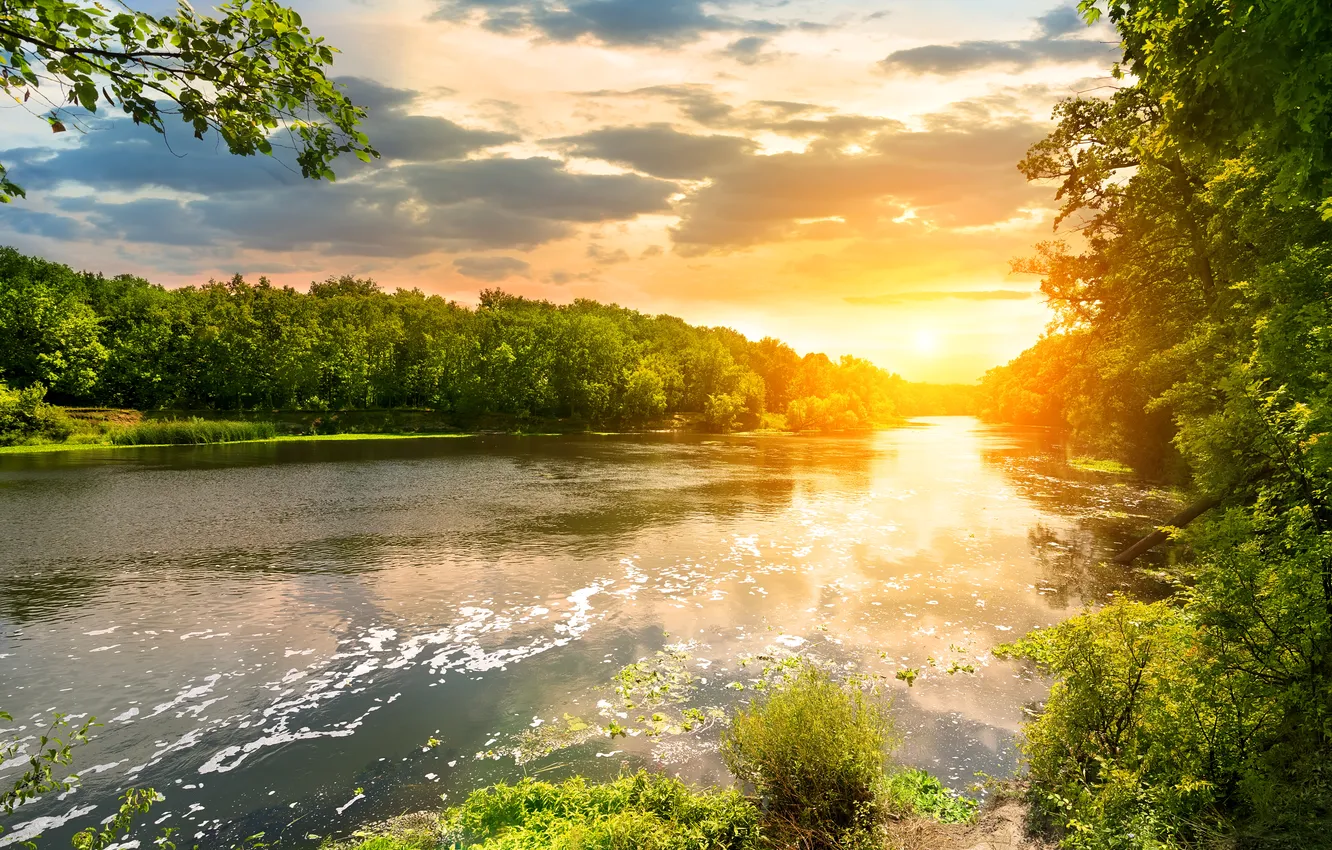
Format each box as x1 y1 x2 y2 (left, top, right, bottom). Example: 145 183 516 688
0 246 972 440
974 0 1332 847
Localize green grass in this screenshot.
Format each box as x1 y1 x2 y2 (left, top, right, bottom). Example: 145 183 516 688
332 667 979 850
336 773 761 850
0 430 476 455
109 418 277 445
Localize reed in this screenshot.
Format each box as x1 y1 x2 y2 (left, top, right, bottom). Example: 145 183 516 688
109 418 277 446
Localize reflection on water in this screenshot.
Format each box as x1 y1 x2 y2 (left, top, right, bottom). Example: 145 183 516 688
0 418 1173 846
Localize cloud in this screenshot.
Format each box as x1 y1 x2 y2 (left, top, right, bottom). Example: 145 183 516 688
719 36 774 65
336 77 518 162
587 243 631 264
622 84 740 126
402 157 673 222
1 112 674 257
1036 4 1086 38
0 206 88 241
551 124 756 179
453 255 532 280
669 102 1050 252
589 86 900 142
431 0 785 47
878 4 1114 75
846 290 1034 306
2 81 515 199
879 39 1112 75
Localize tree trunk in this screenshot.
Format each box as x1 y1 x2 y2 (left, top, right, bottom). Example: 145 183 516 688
1111 494 1224 565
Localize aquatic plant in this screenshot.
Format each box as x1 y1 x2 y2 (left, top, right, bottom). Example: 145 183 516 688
1 708 160 848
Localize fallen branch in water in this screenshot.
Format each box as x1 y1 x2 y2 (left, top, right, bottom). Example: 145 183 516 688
1111 494 1224 565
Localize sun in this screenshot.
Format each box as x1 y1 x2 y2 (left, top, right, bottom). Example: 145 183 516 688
912 329 941 356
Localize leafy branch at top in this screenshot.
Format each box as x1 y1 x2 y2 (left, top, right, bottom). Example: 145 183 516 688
0 0 378 202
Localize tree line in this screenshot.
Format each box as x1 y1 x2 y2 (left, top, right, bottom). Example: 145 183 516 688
0 247 971 432
977 1 1332 846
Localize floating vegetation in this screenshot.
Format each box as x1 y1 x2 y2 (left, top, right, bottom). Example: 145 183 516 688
509 714 604 765
1069 456 1133 475
613 645 698 708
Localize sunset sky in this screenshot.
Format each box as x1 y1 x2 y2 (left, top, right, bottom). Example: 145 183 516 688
0 0 1118 382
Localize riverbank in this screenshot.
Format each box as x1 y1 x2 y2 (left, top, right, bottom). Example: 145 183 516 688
333 791 1047 850
0 406 927 455
0 431 481 455
325 778 1049 847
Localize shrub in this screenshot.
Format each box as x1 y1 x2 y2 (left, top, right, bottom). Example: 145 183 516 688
109 418 277 446
998 599 1232 849
704 392 744 433
784 394 866 432
434 772 760 850
0 381 75 445
721 662 896 849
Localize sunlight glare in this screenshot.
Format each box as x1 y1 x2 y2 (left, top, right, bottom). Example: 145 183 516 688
913 329 941 356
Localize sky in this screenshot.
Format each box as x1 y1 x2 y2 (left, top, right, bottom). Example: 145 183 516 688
0 0 1119 382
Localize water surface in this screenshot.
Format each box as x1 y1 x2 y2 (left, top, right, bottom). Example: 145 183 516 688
0 418 1174 846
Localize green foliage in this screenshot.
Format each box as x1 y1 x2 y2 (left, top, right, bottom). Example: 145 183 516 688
997 601 1212 848
430 772 761 850
0 254 107 395
721 662 896 849
1 708 158 847
1004 588 1332 848
0 382 74 445
704 392 744 433
72 788 160 850
0 247 965 429
108 417 277 445
981 5 1332 845
1081 0 1332 213
0 0 376 202
0 711 93 831
621 366 667 423
884 769 978 825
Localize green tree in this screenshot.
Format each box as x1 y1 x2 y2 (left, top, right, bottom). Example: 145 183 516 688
0 274 106 397
621 366 666 424
1082 0 1332 213
983 3 1332 845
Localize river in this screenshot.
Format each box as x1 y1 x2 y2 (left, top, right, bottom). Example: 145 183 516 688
0 418 1174 847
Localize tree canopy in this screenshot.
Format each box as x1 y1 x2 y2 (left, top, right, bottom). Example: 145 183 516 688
0 246 969 432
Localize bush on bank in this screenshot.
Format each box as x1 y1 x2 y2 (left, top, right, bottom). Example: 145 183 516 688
722 663 895 849
0 382 75 445
1001 577 1332 849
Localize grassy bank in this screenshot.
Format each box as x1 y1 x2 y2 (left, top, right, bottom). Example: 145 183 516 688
0 431 479 455
0 403 937 456
108 418 277 445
